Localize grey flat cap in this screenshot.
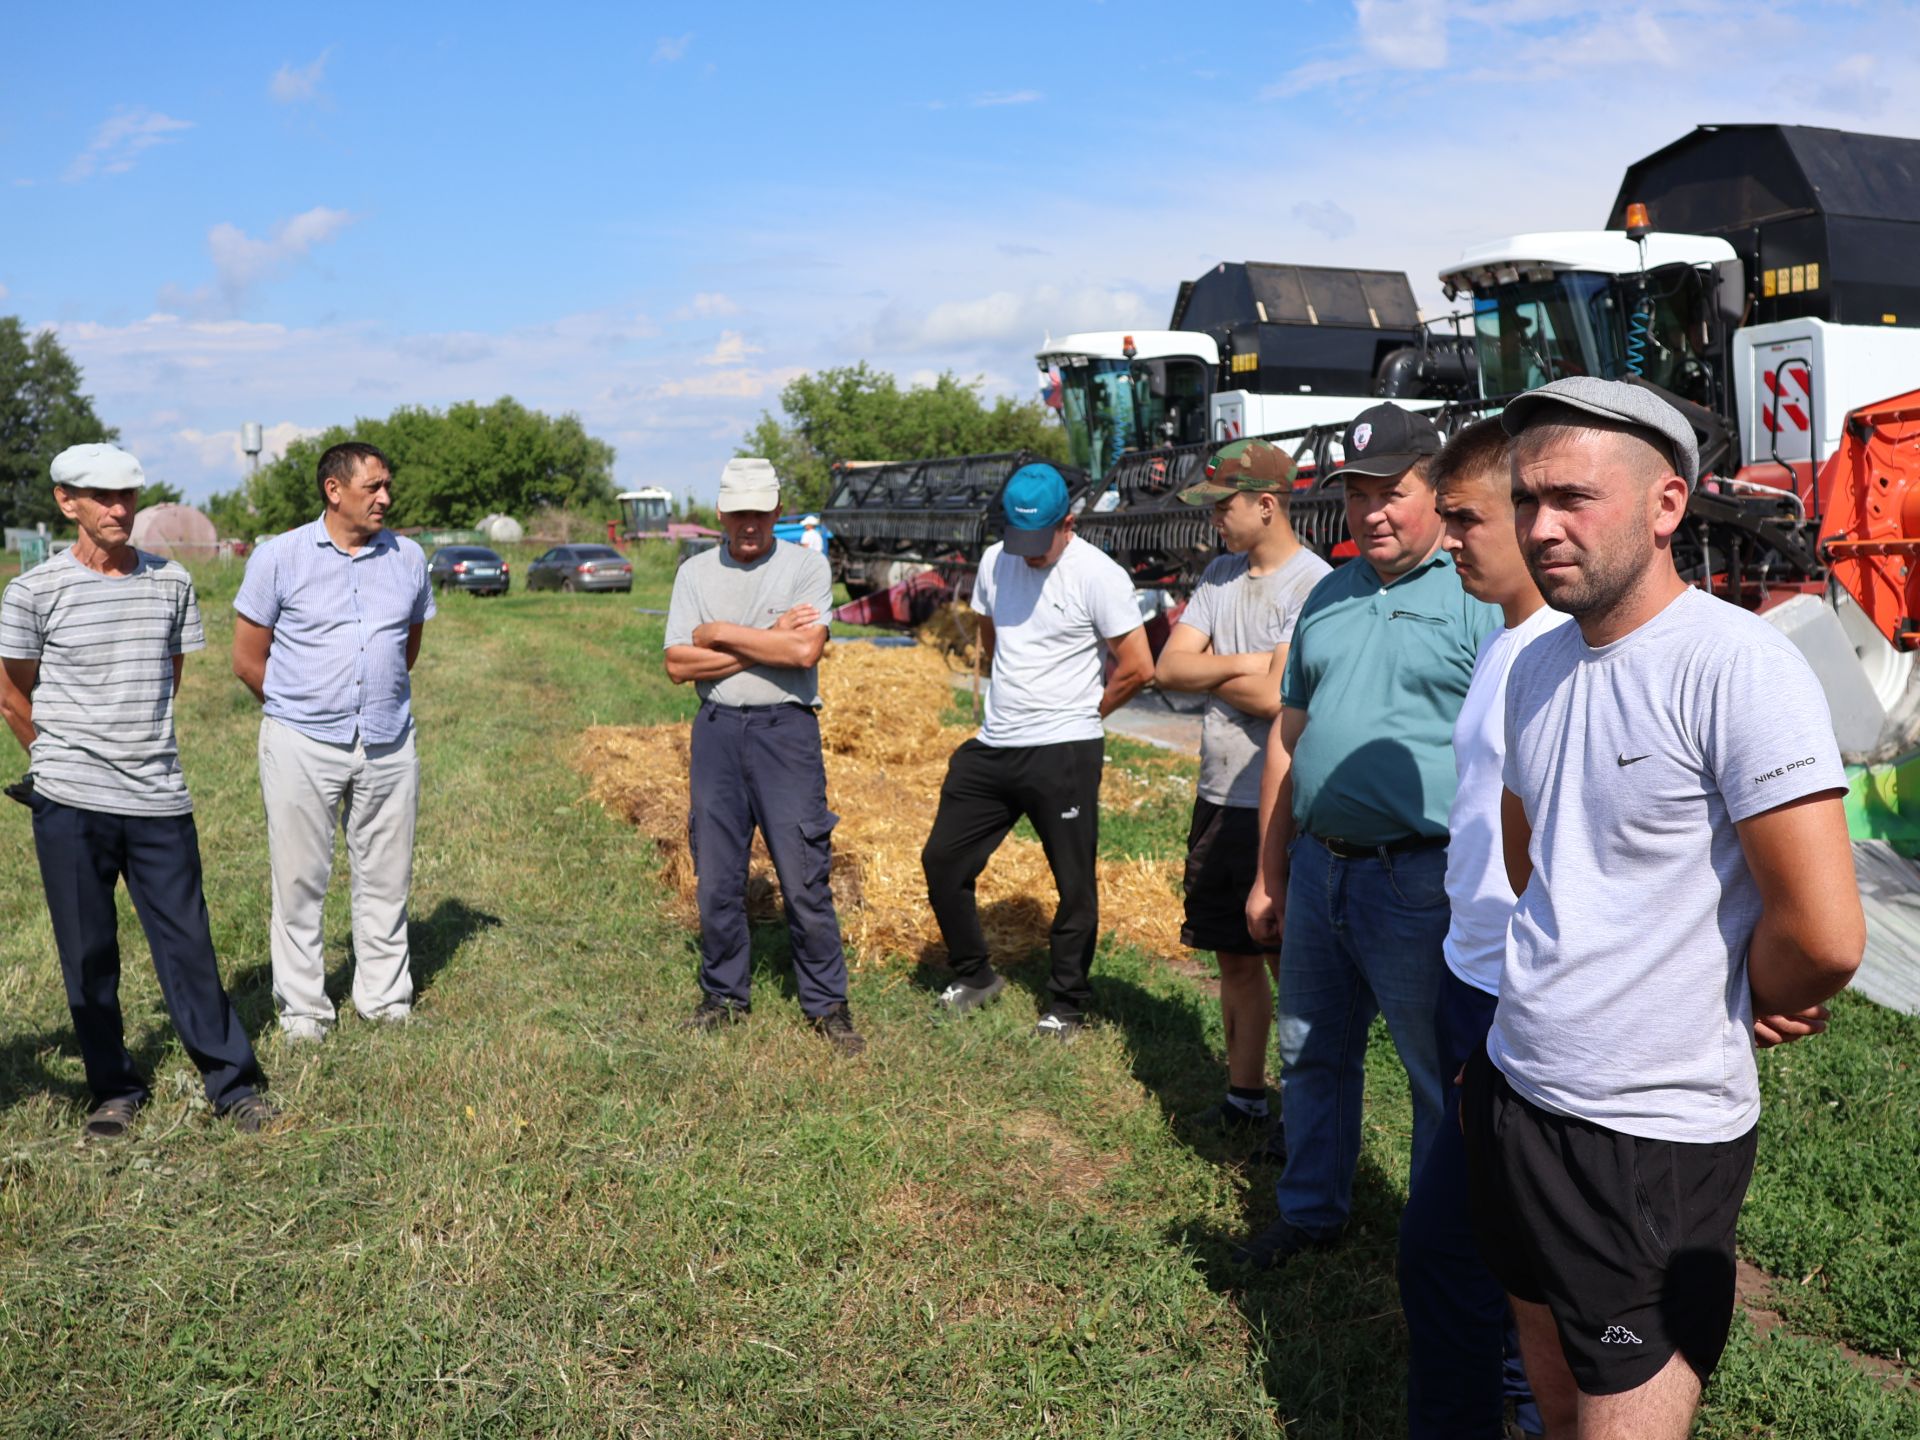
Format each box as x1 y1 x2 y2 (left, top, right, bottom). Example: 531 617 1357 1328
1499 377 1701 486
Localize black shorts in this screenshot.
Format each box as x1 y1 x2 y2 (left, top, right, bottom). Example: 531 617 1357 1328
1461 1047 1757 1396
1180 799 1278 956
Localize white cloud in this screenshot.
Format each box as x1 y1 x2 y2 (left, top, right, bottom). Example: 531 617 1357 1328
973 89 1042 107
677 292 740 318
170 420 320 475
699 330 763 365
161 206 357 314
871 285 1155 352
65 108 193 182
653 33 694 62
0 283 8 302
658 367 801 399
1292 200 1357 241
1355 0 1448 68
270 49 332 103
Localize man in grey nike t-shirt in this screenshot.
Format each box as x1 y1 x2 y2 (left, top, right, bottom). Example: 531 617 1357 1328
1462 379 1863 1438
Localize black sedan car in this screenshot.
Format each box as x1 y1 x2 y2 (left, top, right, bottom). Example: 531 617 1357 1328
525 544 634 593
428 545 510 596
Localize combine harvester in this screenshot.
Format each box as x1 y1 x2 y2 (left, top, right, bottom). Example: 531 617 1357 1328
827 261 1468 617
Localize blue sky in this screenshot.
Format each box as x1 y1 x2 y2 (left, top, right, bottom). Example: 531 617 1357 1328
3 1 1914 504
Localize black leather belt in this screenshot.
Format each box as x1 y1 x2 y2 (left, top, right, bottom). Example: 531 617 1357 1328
1312 832 1448 861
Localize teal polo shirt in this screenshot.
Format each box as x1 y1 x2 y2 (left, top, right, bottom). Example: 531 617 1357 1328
1280 549 1500 845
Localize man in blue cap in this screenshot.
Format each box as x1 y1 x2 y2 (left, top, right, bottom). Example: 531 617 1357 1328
920 463 1153 1037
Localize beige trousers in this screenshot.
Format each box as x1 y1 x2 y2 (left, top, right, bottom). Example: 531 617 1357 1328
258 715 420 1028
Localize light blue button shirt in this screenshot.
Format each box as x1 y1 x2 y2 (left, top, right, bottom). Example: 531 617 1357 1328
235 517 435 745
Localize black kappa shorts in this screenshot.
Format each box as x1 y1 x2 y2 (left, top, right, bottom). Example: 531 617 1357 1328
1461 1047 1758 1397
1179 798 1279 957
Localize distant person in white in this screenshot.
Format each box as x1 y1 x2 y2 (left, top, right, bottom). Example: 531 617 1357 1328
921 463 1153 1038
798 514 825 554
232 442 436 1043
1462 378 1864 1439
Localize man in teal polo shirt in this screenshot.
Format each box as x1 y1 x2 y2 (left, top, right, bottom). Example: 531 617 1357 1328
1239 403 1500 1268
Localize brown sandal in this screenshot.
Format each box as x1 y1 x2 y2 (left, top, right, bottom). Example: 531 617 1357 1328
83 1095 142 1140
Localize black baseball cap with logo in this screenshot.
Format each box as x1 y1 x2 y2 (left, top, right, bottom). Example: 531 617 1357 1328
1340 403 1443 478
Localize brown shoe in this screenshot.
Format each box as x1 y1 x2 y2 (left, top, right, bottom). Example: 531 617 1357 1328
83 1094 142 1140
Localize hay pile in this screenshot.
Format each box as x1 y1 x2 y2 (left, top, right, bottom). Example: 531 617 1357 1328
576 640 1186 971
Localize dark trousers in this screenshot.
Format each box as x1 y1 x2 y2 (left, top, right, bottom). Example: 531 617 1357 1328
1398 968 1540 1438
920 736 1104 1018
27 794 263 1111
688 702 849 1017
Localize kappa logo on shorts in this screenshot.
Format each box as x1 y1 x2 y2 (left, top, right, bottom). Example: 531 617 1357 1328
1600 1325 1643 1345
1060 806 1081 820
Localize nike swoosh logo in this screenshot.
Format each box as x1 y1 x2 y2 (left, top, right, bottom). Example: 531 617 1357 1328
1618 753 1651 766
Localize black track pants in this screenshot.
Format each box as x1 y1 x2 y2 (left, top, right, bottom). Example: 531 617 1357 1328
920 736 1104 1018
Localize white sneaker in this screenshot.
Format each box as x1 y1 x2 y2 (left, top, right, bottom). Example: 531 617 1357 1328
1032 1012 1084 1041
280 1017 329 1044
358 1005 415 1026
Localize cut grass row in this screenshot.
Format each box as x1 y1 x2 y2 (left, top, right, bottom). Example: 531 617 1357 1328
0 547 1910 1436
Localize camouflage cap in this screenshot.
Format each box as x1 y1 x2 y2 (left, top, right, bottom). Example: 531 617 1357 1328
1177 439 1298 505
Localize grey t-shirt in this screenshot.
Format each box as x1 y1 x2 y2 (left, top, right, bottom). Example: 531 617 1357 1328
0 549 206 815
1180 547 1330 807
1491 586 1846 1143
663 539 832 709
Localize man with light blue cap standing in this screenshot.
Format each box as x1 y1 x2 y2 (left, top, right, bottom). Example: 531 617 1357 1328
920 463 1154 1037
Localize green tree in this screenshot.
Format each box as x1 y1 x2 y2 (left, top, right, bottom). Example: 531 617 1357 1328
0 317 120 532
739 364 1067 511
140 481 185 508
209 396 617 535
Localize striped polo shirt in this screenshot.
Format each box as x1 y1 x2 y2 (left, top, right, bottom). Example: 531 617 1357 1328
0 549 205 815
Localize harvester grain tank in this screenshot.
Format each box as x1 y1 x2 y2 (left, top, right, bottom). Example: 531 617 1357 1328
1442 122 1920 760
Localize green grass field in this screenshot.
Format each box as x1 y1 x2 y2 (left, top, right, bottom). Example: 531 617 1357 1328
0 544 1913 1437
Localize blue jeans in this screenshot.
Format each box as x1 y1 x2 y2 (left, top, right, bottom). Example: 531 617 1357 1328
1275 834 1449 1236
1399 968 1540 1438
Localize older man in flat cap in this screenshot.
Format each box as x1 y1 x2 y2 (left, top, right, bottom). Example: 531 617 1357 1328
664 458 865 1054
0 444 274 1138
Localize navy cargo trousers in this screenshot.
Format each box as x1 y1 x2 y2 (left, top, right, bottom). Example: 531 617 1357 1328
687 701 850 1017
26 791 265 1112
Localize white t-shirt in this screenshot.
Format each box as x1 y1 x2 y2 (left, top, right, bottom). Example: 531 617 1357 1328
799 528 824 553
971 536 1141 747
1490 586 1846 1143
1442 603 1572 996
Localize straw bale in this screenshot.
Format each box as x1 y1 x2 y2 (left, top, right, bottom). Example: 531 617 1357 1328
575 642 1186 970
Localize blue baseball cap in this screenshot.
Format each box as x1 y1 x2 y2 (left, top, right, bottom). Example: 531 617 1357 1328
1000 463 1070 557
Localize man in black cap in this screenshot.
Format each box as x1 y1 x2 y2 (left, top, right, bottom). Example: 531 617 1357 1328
1239 403 1500 1268
1464 377 1861 1436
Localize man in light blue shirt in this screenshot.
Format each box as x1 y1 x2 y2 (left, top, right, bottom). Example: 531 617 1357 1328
233 441 435 1041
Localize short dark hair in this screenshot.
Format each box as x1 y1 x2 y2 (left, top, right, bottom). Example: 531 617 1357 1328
316 442 392 506
1431 417 1512 496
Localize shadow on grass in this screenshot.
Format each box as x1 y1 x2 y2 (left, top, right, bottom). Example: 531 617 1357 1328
0 1012 181 1115
225 897 501 1037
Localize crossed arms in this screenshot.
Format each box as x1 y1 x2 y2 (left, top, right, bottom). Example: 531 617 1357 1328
664 604 828 685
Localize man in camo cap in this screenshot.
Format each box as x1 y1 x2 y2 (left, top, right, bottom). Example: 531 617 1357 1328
1156 439 1329 1150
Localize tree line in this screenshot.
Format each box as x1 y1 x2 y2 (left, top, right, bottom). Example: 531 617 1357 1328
5 316 1067 535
